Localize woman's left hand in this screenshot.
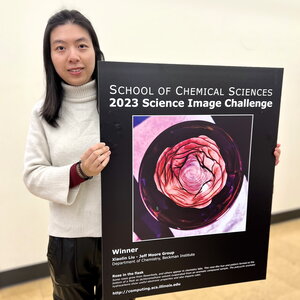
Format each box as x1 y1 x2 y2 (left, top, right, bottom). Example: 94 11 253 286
274 143 281 166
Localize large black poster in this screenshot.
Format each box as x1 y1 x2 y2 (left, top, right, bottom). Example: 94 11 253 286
98 62 283 299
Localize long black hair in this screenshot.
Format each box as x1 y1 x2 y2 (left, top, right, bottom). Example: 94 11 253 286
41 9 104 127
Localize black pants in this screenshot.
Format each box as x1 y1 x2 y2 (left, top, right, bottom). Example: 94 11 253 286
47 236 102 300
47 237 135 300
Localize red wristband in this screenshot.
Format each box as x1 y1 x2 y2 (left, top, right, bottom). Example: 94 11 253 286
69 163 86 188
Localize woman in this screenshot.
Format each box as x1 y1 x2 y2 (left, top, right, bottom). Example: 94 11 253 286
24 9 112 300
23 8 281 300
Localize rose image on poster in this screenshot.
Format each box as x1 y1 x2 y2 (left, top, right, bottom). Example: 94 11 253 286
133 115 252 240
154 135 228 209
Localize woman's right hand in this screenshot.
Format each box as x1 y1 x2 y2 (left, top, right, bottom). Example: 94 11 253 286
80 143 111 177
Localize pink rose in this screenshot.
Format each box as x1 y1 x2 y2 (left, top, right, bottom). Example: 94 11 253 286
154 135 227 209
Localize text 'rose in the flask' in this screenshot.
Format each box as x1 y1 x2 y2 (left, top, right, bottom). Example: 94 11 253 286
154 135 227 209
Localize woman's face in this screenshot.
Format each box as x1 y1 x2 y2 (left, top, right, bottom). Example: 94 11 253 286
50 23 95 86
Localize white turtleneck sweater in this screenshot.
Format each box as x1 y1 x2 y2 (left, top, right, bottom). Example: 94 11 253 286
23 80 102 238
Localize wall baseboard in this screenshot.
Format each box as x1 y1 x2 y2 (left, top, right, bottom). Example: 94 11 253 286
271 208 300 224
1 209 300 289
0 262 49 288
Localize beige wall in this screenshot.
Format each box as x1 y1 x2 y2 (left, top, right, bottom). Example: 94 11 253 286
0 0 299 272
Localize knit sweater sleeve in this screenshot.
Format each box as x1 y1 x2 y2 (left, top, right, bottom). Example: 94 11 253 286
23 102 80 205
